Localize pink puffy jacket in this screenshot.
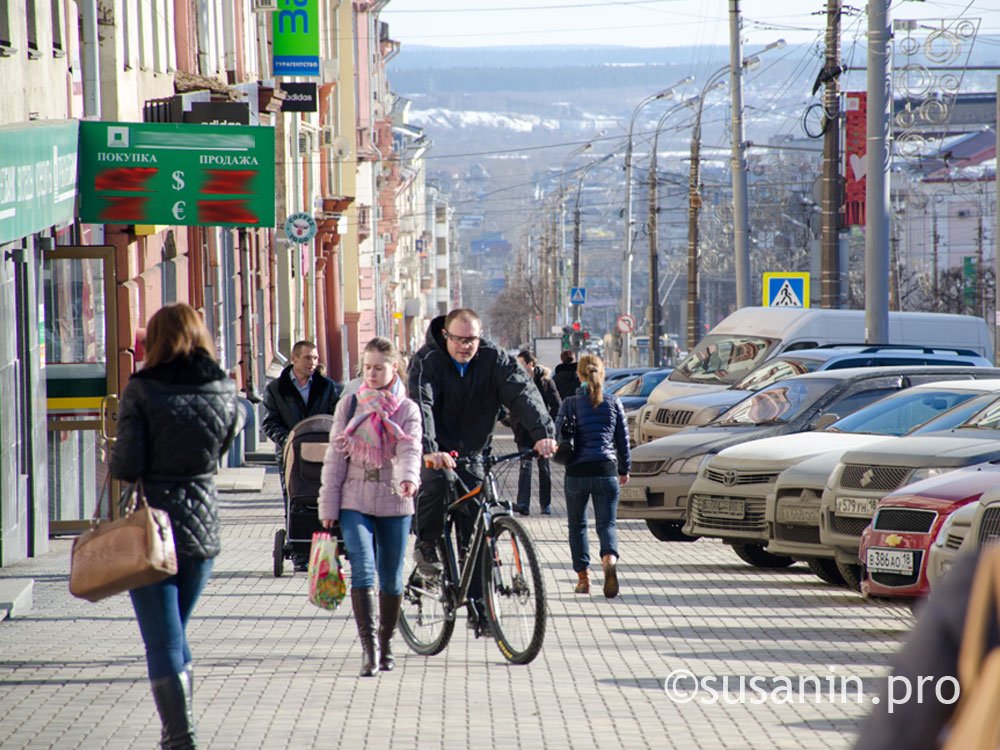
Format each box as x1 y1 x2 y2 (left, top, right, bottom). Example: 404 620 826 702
316 393 422 520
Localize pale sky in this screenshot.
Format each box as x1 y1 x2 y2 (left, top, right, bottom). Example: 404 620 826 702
381 0 1000 49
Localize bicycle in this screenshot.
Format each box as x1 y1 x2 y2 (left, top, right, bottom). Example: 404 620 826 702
398 448 547 665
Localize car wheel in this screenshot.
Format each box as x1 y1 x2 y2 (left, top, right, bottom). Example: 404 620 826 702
728 542 795 569
835 559 863 591
805 557 846 586
645 520 699 543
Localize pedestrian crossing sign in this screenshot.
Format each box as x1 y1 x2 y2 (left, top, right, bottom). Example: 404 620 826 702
763 272 810 308
570 287 587 305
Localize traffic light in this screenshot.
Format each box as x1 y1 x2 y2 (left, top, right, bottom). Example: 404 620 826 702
571 321 582 333
561 325 571 350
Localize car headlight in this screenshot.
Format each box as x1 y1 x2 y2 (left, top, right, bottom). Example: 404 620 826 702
694 406 725 425
908 467 950 484
667 453 712 474
825 462 845 493
933 513 957 549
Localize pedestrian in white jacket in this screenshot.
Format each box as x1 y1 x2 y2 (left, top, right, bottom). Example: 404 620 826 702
318 337 422 676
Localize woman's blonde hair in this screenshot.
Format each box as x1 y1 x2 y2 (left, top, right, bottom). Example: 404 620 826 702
143 303 215 369
577 353 605 407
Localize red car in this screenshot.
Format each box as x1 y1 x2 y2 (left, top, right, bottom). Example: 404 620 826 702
860 461 1000 599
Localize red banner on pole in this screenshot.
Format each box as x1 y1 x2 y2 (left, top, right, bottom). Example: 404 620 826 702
843 92 867 226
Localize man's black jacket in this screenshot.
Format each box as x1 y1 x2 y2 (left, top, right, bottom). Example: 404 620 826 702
408 316 554 456
553 361 579 400
512 366 562 447
262 364 342 448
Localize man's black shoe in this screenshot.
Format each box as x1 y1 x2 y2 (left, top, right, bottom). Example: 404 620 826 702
467 600 490 638
413 542 444 577
293 557 310 572
541 506 552 516
514 506 530 516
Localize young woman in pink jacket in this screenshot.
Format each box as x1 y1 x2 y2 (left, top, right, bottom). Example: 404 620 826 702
318 337 422 676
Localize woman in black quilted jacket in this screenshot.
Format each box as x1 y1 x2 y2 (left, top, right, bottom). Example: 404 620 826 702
111 303 241 750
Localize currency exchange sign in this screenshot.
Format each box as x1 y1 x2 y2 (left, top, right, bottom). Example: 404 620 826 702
78 121 276 228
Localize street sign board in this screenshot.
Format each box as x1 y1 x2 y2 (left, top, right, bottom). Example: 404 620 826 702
616 314 635 334
273 0 320 76
284 212 317 243
763 272 810 308
79 121 275 228
570 287 587 305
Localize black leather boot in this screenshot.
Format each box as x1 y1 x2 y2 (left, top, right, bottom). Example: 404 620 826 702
150 672 197 749
352 588 378 677
378 593 403 672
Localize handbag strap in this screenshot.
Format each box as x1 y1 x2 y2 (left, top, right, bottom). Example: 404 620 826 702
957 547 1000 688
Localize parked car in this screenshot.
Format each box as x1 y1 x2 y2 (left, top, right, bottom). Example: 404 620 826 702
925 501 979 589
633 307 994 445
767 385 1000 584
605 367 656 385
859 461 1000 600
619 366 999 544
822 390 1000 590
686 378 1000 571
636 345 992 444
615 368 673 411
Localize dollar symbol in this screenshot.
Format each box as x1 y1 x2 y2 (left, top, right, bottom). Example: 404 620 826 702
172 171 185 191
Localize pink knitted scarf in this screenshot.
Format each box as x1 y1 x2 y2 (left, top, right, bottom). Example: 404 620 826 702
333 375 414 468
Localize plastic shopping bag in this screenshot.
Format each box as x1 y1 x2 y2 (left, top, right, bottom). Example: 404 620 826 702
307 531 347 611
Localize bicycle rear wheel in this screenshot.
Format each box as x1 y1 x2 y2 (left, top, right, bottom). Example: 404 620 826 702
398 542 455 656
482 515 546 664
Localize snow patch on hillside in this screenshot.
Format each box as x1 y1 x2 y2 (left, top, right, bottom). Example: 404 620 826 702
410 108 561 133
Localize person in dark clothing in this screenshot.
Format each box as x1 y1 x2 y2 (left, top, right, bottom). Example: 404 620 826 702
555 353 630 598
513 349 561 516
553 349 579 400
408 309 557 633
854 550 985 750
262 340 342 570
111 303 242 750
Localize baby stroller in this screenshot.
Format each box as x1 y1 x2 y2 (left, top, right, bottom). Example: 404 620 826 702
273 414 335 577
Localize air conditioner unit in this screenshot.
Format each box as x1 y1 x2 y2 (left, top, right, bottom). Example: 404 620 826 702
322 59 339 84
297 132 315 154
251 0 278 12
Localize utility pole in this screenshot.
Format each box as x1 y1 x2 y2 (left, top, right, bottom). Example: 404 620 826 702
932 208 939 309
729 0 751 309
821 0 843 308
995 75 1000 364
687 133 702 350
573 204 582 324
865 0 891 345
647 151 661 365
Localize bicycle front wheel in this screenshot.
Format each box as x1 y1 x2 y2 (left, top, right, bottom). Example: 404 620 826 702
398 544 455 656
482 515 546 664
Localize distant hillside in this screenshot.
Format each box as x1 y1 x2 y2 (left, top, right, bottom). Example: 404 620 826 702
390 45 729 70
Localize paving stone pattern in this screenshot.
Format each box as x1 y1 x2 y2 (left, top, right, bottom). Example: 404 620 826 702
0 434 914 749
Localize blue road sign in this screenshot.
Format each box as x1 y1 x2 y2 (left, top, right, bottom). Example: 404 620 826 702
763 272 809 308
570 287 587 305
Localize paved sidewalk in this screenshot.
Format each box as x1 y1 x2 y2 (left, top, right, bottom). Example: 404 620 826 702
0 435 915 749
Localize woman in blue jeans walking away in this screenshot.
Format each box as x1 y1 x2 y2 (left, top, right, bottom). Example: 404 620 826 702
318 337 422 676
111 303 241 749
555 353 631 597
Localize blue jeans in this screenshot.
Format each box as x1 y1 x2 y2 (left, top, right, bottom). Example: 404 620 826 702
339 509 411 595
565 475 620 573
129 557 214 680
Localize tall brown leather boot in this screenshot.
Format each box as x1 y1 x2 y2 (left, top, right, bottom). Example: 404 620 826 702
351 588 378 677
378 592 403 672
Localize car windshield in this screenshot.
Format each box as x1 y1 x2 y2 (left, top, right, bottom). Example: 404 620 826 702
616 370 671 397
955 395 1000 431
827 389 978 437
733 356 824 392
608 376 638 395
670 334 779 385
911 393 1000 435
713 378 835 426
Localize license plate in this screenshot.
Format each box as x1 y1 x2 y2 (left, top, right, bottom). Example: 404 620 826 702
699 497 745 520
866 547 915 575
776 502 820 526
835 496 878 518
620 486 648 504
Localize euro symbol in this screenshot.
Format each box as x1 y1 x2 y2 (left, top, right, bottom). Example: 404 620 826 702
171 201 187 221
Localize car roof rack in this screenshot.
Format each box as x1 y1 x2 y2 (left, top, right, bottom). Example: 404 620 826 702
810 343 981 357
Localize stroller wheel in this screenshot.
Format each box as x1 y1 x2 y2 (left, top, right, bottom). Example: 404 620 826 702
273 529 286 577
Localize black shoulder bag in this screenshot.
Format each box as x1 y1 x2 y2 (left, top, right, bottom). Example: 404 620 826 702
552 396 579 466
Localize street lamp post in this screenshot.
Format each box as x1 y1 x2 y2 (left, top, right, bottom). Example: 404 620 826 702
621 77 693 367
559 137 601 324
572 153 615 325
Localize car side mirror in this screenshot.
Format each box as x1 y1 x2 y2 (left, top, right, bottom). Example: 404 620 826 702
813 413 840 431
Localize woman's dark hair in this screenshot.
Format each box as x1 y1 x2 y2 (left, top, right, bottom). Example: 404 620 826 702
577 353 605 407
143 303 215 369
560 350 576 365
517 349 537 366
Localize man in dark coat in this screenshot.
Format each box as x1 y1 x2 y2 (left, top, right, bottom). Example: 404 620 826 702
553 349 579 399
262 340 342 569
408 309 557 633
512 349 561 516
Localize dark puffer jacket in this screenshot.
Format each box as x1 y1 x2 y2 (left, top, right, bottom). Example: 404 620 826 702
262 365 342 449
555 388 631 477
110 351 241 559
553 361 579 400
512 366 561 448
408 315 554 456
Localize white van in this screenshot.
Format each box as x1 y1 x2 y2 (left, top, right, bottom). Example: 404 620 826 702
635 307 993 442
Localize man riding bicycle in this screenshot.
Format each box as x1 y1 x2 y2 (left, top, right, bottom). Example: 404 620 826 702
408 309 557 631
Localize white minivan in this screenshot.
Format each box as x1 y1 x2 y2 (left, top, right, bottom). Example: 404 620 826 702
635 307 993 443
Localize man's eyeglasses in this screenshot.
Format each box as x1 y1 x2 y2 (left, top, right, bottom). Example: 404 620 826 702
444 331 480 347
